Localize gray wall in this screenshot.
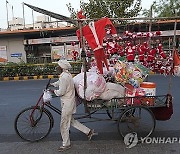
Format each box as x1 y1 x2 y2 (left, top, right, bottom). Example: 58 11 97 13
0 36 26 63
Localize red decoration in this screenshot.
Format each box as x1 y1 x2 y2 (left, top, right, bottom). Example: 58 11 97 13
77 10 86 19
117 44 124 57
154 31 162 36
157 44 166 59
147 48 156 63
76 18 117 74
126 44 135 62
146 32 153 38
137 45 145 62
72 50 78 61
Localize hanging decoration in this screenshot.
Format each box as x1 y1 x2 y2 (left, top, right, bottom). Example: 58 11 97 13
103 29 174 76
76 17 117 74
76 13 176 77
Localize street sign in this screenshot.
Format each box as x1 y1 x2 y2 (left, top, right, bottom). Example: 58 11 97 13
11 53 22 57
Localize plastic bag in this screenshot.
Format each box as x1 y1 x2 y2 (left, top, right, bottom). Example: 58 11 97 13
43 90 52 102
174 65 180 76
73 72 106 101
99 82 125 100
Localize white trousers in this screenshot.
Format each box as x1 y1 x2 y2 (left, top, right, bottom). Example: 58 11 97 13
60 113 91 146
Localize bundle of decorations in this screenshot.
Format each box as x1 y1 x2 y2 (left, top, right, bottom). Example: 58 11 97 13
114 61 149 88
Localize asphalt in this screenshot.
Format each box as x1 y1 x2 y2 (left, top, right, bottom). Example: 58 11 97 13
1 74 179 153
1 139 180 154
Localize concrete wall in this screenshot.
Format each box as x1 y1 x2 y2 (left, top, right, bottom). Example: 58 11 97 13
0 36 26 63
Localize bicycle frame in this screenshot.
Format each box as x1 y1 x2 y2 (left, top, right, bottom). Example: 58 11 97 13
29 78 63 125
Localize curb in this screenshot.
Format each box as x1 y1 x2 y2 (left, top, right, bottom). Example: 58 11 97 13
0 74 76 81
0 75 59 81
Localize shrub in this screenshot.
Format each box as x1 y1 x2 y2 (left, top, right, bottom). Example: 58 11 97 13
0 62 82 77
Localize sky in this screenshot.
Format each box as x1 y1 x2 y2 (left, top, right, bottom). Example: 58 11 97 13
0 0 154 29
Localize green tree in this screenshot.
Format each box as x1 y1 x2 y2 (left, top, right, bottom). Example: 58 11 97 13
67 0 142 19
142 0 180 17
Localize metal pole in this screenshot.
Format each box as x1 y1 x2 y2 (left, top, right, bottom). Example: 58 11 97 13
148 5 153 32
6 0 9 29
22 2 25 29
78 19 89 113
32 10 34 29
148 5 153 49
168 10 177 94
12 5 14 20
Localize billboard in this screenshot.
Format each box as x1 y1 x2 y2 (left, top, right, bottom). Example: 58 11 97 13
51 46 65 60
0 46 8 62
65 44 80 60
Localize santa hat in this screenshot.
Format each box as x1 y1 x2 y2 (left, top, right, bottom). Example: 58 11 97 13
146 32 153 38
124 31 132 36
126 41 132 47
158 43 163 48
136 32 142 37
132 34 137 38
71 42 76 46
154 31 162 36
57 60 72 70
77 10 86 19
143 42 148 47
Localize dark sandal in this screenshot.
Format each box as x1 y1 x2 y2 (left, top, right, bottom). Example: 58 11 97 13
58 145 71 152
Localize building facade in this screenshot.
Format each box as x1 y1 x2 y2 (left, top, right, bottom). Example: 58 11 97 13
0 19 179 64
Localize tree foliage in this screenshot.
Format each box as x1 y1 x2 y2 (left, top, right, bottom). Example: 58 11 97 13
142 0 180 17
67 0 142 19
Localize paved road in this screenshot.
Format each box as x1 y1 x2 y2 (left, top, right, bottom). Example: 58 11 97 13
0 75 180 153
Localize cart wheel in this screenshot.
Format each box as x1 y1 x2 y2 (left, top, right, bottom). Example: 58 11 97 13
117 106 156 141
14 106 53 142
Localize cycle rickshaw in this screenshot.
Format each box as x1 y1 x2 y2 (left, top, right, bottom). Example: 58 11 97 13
14 15 175 143
14 78 172 142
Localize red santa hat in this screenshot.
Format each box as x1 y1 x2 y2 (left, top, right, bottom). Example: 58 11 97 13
124 31 133 37
136 32 142 37
146 32 153 38
126 41 132 47
143 42 148 47
154 31 162 36
77 10 86 19
132 34 137 38
71 41 76 46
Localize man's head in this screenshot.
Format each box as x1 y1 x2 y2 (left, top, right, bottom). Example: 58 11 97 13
57 60 72 73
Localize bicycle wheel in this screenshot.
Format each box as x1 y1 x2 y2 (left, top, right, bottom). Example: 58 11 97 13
14 106 53 142
117 106 156 141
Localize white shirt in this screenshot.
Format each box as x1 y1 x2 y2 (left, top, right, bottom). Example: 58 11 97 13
52 70 76 115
